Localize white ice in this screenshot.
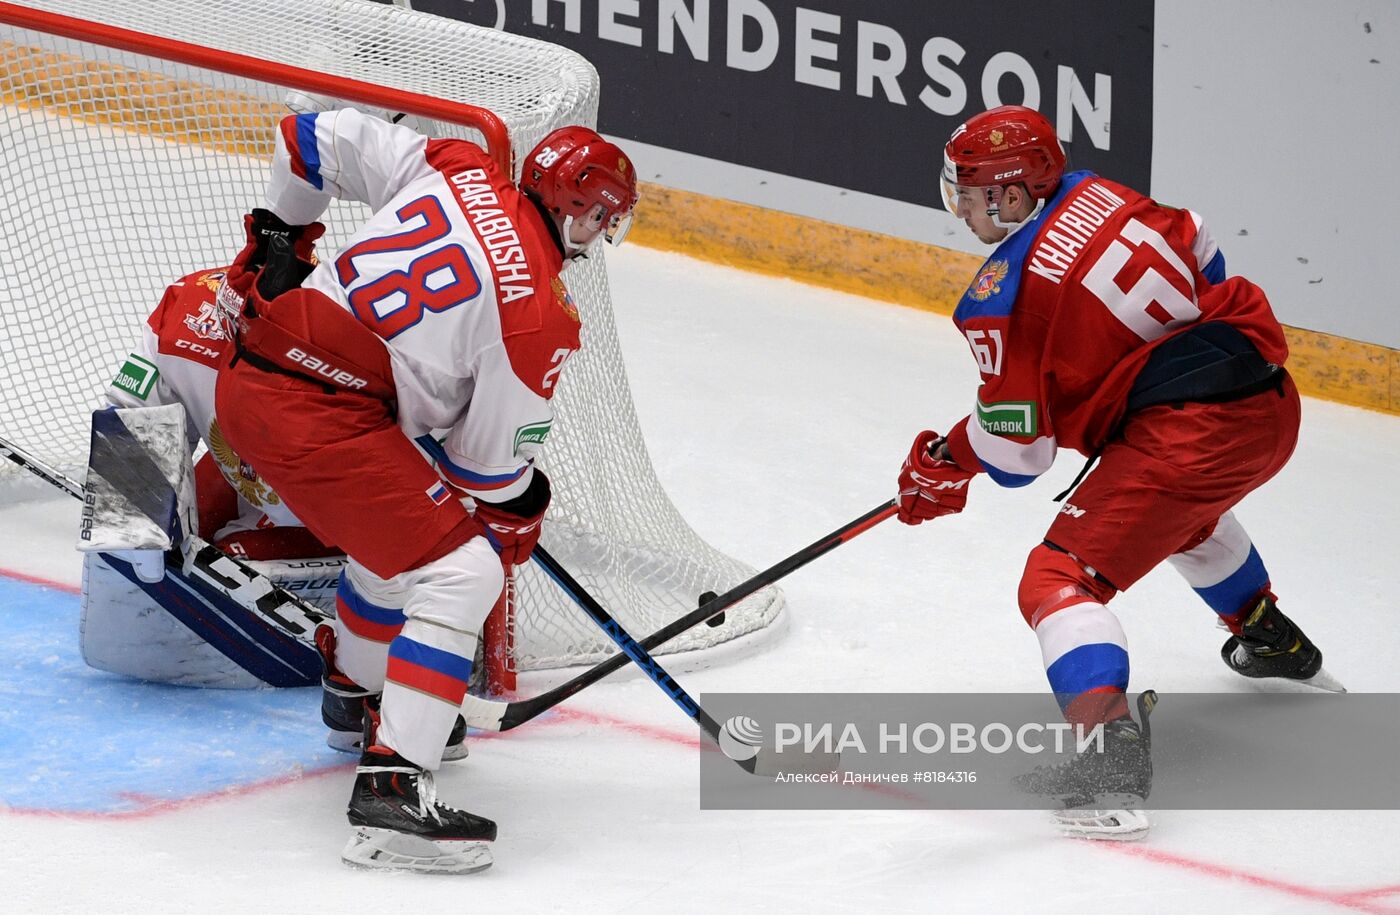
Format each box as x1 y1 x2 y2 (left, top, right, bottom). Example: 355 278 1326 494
2 243 1398 913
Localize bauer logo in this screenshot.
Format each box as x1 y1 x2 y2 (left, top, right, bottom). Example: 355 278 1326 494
719 715 765 761
111 354 158 400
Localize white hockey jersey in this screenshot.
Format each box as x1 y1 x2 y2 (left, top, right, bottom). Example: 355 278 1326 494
106 269 307 535
267 108 577 503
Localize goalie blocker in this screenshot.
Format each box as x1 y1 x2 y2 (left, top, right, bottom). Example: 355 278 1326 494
79 403 342 687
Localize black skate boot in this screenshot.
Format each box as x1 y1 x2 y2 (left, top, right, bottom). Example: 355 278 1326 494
1221 594 1326 683
315 625 375 752
342 702 496 874
1015 691 1157 840
315 625 469 759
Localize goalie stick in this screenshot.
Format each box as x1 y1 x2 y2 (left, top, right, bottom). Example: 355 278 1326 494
0 433 84 500
5 429 896 742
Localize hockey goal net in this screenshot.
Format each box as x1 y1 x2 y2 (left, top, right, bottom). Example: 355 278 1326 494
0 0 784 687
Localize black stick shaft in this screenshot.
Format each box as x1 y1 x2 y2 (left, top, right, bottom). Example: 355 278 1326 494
0 434 84 499
501 499 897 729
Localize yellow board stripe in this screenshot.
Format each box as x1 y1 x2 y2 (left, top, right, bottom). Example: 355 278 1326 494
0 43 280 155
630 182 1399 416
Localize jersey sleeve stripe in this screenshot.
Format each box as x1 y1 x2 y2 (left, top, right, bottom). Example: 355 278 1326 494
415 434 529 492
281 113 324 191
965 418 1057 487
1188 209 1226 283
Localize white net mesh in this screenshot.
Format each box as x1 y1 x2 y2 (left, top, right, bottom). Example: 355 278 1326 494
0 0 783 672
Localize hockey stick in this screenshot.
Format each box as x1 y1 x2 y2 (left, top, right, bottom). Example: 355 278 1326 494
0 430 329 647
459 500 899 732
0 433 84 500
530 544 838 775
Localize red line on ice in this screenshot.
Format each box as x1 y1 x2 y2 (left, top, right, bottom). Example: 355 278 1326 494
4 761 354 821
0 566 80 594
1097 842 1400 914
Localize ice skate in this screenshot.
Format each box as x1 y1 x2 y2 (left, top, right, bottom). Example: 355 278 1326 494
1221 595 1344 692
342 705 496 874
315 625 468 759
1015 691 1156 841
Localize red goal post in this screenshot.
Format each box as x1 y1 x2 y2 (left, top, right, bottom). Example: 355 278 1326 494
0 1 512 175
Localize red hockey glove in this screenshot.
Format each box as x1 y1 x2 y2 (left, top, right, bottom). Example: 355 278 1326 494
217 210 325 320
237 208 324 273
474 470 551 567
897 430 976 525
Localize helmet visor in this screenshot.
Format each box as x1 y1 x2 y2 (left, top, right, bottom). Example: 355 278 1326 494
604 209 634 247
940 152 961 214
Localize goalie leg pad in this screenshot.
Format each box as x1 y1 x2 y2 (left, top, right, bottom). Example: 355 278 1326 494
81 552 264 688
82 551 318 687
79 550 345 688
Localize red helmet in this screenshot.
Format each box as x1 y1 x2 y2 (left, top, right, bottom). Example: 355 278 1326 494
521 126 640 257
941 105 1066 209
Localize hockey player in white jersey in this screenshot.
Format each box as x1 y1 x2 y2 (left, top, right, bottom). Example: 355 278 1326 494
214 108 639 873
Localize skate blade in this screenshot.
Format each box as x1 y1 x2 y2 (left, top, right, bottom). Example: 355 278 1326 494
1300 666 1346 693
327 732 470 761
341 827 492 874
1052 807 1150 841
327 731 360 754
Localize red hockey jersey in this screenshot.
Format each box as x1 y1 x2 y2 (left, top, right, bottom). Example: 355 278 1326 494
942 171 1288 486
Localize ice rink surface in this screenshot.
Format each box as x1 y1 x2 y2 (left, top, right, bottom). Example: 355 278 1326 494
2 243 1398 913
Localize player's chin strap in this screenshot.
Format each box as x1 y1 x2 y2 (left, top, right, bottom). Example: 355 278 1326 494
986 185 1045 235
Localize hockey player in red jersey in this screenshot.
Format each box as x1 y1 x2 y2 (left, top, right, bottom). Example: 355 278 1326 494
84 255 346 689
214 108 638 873
105 258 337 560
895 105 1335 830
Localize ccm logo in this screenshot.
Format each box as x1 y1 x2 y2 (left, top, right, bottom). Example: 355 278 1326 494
910 471 969 490
993 168 1024 180
285 347 369 390
175 339 220 358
